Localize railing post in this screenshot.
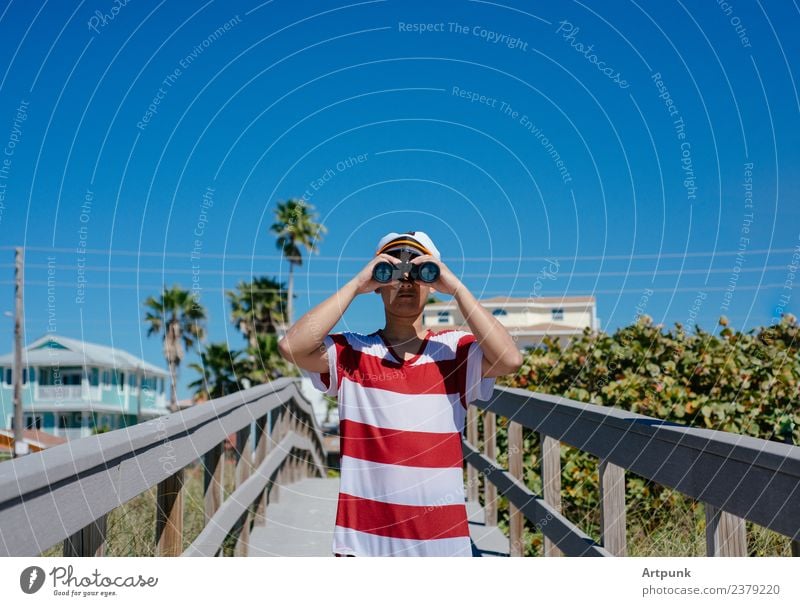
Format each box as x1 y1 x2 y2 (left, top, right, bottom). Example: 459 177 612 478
599 459 626 556
268 408 280 504
508 420 524 556
466 405 479 502
203 442 224 525
483 410 497 526
253 414 269 527
234 422 253 557
705 504 746 556
275 404 288 442
156 469 184 556
287 413 297 483
63 514 106 556
541 434 562 556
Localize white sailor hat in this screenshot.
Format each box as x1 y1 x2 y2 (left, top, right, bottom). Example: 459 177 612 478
375 231 441 260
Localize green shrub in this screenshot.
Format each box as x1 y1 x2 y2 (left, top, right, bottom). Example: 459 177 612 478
490 314 799 556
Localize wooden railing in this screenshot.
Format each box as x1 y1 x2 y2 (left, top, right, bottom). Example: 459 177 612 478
463 386 800 557
0 378 326 557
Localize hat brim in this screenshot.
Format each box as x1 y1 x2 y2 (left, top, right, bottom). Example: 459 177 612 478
376 237 433 257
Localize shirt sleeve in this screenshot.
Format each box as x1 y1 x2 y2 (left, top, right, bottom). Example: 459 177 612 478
465 340 496 402
304 334 339 397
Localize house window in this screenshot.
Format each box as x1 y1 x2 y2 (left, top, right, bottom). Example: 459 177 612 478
118 372 126 393
90 368 99 386
492 308 508 317
102 370 111 389
23 414 43 430
38 367 51 385
551 308 564 321
98 415 113 431
62 372 81 386
437 311 450 324
129 373 138 388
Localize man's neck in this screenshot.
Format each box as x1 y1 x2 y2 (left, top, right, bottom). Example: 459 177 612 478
380 315 427 342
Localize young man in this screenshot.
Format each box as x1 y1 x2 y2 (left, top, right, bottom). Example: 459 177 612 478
277 231 523 556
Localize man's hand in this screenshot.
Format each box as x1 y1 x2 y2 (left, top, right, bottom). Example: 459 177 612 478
410 257 523 378
352 253 404 294
409 255 463 295
279 257 396 372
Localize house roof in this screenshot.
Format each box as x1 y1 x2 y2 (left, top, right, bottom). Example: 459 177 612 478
426 295 596 309
0 428 68 452
479 296 596 304
0 334 168 376
18 401 168 415
448 323 587 334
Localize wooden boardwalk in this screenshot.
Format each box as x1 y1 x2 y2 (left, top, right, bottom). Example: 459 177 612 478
248 477 510 557
2 378 797 558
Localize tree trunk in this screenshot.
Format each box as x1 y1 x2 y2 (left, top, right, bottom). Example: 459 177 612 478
167 359 179 413
163 317 183 413
287 264 295 326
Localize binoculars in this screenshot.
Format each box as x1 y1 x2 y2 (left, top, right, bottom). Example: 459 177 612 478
372 259 440 284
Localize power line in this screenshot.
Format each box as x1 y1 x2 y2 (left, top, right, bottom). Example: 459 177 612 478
1 245 797 262
0 279 789 295
2 262 791 279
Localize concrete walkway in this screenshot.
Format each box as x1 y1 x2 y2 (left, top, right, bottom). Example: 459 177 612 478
248 477 510 557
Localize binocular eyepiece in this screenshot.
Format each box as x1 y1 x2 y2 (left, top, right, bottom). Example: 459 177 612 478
372 259 440 284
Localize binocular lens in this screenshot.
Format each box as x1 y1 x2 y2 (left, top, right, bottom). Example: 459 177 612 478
373 262 394 284
417 262 440 283
371 260 440 284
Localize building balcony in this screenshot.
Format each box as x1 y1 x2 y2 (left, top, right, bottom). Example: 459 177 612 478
36 385 85 400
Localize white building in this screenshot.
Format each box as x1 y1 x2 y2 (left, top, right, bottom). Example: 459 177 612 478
423 296 598 349
0 335 169 440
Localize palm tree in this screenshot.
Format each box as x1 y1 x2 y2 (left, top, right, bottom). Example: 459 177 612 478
227 277 287 347
143 285 207 412
270 199 326 325
188 342 243 401
240 333 298 383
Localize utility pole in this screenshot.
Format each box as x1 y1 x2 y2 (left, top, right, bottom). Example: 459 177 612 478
13 247 28 458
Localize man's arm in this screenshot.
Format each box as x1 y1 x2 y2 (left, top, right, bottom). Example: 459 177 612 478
411 255 523 378
277 254 400 373
454 286 524 378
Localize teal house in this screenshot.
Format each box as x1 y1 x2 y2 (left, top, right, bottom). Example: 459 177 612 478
0 335 169 440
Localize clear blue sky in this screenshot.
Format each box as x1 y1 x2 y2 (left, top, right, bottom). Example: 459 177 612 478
1 1 798 398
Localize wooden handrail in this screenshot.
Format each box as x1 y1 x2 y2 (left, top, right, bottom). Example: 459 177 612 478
0 378 327 557
183 431 325 557
464 385 800 556
462 440 611 556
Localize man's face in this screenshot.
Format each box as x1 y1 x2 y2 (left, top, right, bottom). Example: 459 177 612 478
375 251 433 318
377 279 432 317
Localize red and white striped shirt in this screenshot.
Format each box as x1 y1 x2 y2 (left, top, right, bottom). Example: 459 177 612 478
308 328 495 557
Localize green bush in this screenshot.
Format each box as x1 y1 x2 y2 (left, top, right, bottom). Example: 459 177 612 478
491 314 799 556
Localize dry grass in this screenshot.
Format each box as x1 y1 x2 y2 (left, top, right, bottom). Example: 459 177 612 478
626 494 792 557
36 458 792 557
39 456 239 557
495 483 793 557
